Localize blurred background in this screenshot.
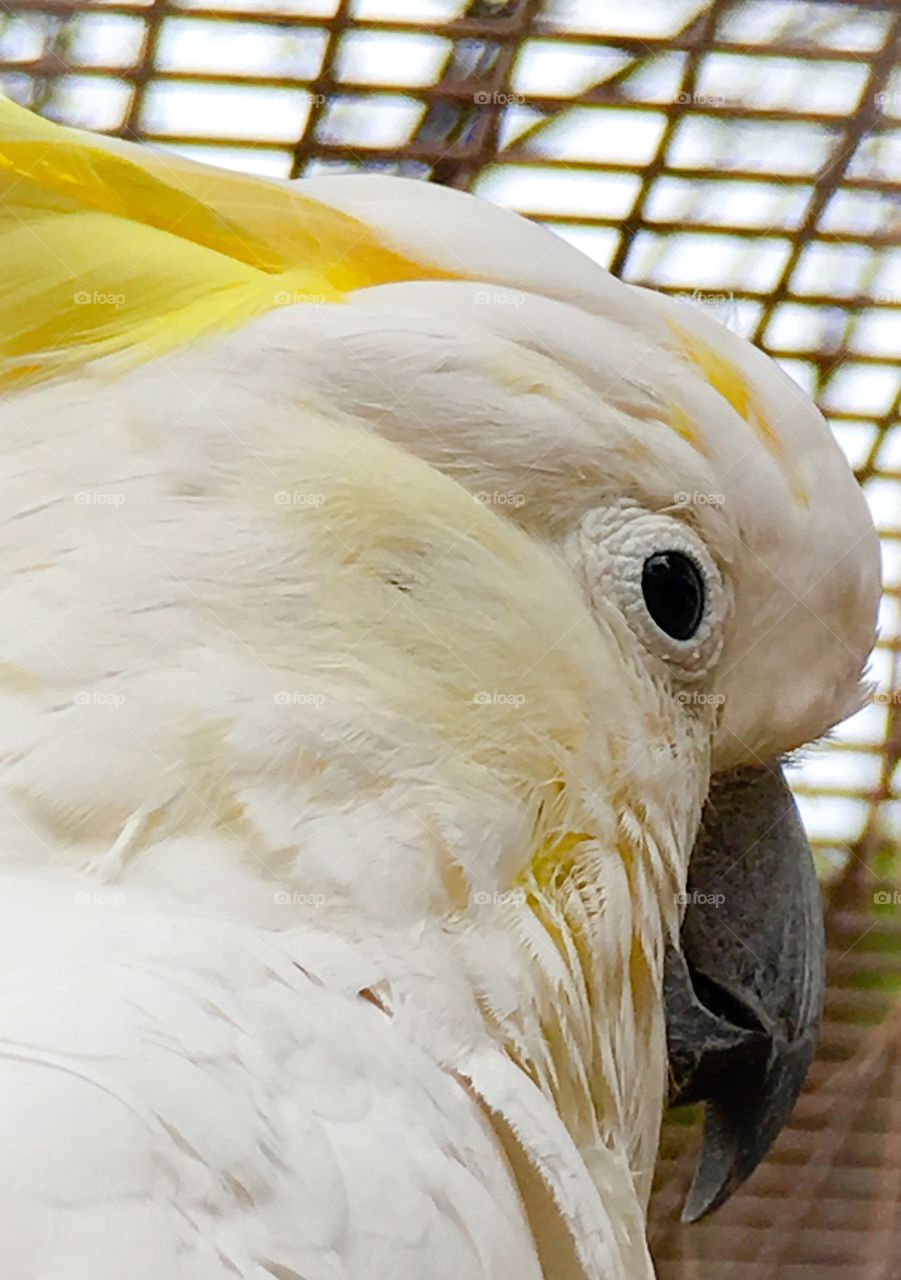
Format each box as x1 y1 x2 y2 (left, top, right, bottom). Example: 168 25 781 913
1 0 899 1274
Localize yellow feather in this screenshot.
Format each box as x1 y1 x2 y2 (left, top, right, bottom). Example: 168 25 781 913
666 403 708 455
665 317 809 504
0 97 458 386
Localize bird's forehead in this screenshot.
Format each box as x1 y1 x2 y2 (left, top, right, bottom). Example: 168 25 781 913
298 174 826 519
659 315 810 508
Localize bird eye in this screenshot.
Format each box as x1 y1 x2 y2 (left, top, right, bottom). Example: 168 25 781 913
641 551 705 641
569 504 729 679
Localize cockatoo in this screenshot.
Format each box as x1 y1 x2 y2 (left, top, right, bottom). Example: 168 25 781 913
0 100 880 1280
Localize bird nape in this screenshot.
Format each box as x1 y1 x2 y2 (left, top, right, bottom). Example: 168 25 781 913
0 98 880 1280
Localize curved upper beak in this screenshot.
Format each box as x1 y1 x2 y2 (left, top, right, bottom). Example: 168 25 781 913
664 763 825 1222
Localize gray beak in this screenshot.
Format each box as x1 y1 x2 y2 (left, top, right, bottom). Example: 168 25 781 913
664 763 825 1222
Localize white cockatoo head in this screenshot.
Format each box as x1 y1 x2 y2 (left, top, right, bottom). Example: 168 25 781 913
223 174 879 1216
0 106 881 1225
247 174 880 777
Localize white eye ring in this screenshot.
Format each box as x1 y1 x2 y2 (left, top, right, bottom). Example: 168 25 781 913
569 504 729 680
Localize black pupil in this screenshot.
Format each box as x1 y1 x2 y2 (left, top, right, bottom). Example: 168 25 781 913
641 552 705 641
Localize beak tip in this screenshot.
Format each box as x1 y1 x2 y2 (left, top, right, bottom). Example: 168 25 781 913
681 1190 718 1225
681 1179 715 1223
679 1106 745 1223
678 1033 818 1221
666 763 826 1223
680 1182 733 1224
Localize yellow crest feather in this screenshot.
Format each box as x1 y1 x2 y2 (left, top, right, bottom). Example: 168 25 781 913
0 98 457 386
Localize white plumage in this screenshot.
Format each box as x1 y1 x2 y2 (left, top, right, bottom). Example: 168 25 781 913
0 100 881 1279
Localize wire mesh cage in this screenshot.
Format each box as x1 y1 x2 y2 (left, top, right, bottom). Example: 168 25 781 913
1 0 899 1274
